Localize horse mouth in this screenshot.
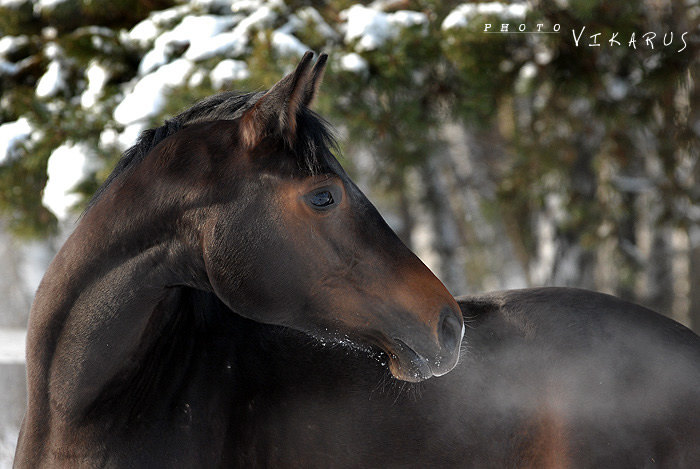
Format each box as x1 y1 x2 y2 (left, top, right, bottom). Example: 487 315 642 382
385 339 434 383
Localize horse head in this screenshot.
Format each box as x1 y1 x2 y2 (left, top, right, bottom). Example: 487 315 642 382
121 53 464 381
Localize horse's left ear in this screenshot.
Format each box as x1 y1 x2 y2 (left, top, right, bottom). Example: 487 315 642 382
302 52 327 108
240 51 328 149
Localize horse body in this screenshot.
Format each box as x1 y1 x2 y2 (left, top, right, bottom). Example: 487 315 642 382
227 288 700 468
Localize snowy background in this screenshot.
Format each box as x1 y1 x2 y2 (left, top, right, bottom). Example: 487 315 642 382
1 0 698 465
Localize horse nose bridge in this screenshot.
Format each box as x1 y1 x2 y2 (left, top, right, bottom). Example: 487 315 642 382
389 257 460 322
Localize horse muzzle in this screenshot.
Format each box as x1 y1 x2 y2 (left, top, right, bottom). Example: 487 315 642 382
385 306 464 382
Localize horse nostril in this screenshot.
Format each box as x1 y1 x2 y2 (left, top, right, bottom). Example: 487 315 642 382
438 307 463 355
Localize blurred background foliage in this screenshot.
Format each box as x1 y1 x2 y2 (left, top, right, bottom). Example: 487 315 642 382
0 0 698 331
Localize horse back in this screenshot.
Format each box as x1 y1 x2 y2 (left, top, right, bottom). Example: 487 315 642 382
455 287 700 468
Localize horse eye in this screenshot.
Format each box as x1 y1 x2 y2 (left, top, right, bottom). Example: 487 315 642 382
304 184 342 211
310 190 334 207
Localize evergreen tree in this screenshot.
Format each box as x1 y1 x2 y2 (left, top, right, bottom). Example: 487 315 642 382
0 0 696 329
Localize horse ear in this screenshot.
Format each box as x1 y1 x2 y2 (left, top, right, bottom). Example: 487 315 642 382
240 51 320 149
302 52 328 108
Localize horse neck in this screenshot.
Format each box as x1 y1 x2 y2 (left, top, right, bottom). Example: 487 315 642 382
25 194 208 423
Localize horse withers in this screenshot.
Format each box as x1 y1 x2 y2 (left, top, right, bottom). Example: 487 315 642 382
15 53 463 467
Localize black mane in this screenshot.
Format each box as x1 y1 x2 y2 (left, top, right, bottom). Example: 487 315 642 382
88 90 338 211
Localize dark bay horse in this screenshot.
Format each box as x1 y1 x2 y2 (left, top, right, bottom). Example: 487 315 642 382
15 52 465 467
16 52 700 468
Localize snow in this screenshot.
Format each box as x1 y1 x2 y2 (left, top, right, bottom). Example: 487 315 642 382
519 62 537 80
148 4 192 26
42 142 100 220
182 6 284 62
232 4 278 36
0 0 28 6
442 2 528 30
128 18 160 47
0 118 32 164
35 0 67 7
114 58 194 126
0 36 28 57
0 329 26 364
36 60 65 98
189 69 206 87
341 5 427 51
184 29 248 61
0 60 19 75
389 10 428 29
270 30 308 57
81 61 109 108
33 0 68 14
339 52 368 74
231 0 283 14
605 76 629 101
342 5 390 51
119 123 146 149
138 46 169 76
140 15 237 74
100 121 145 151
19 239 53 295
191 0 236 8
210 59 249 88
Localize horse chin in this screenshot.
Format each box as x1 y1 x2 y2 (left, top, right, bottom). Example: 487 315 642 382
386 340 434 383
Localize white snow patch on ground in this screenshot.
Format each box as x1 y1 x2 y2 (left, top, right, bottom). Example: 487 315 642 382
0 329 25 364
36 60 65 98
1 426 20 469
0 118 32 164
210 59 249 88
442 2 528 30
42 142 100 220
19 239 53 295
114 58 194 125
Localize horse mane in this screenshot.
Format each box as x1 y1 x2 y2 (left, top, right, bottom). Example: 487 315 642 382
87 89 338 212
